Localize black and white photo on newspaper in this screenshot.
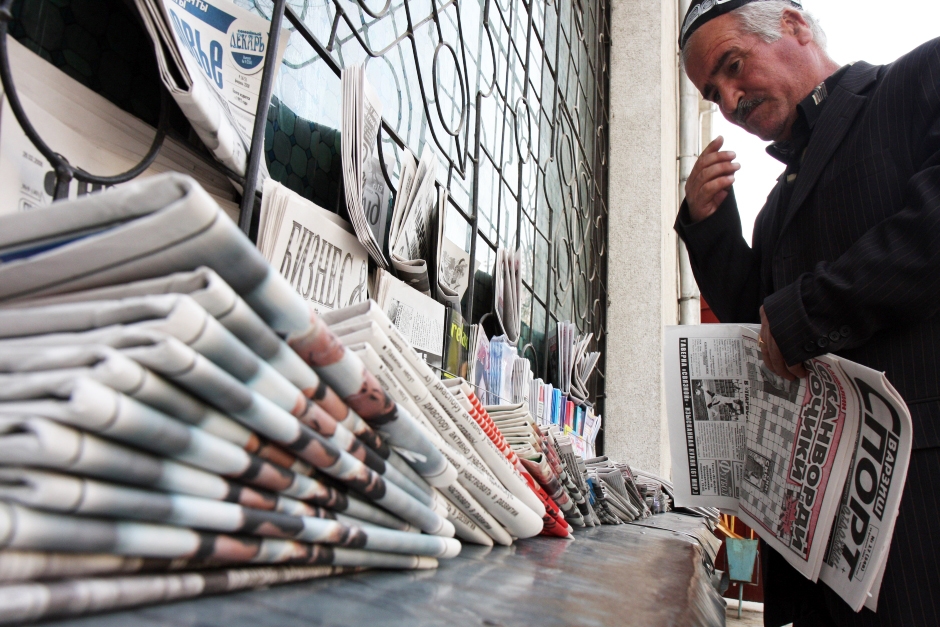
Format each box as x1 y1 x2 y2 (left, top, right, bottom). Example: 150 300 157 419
665 324 912 611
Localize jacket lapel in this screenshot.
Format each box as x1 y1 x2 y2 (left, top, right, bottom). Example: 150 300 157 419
774 62 881 242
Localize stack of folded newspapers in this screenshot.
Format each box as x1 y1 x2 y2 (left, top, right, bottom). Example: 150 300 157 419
0 173 569 623
316 301 547 546
584 457 652 524
441 379 572 539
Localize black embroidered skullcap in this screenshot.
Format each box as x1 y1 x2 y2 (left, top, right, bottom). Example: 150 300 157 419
680 0 803 50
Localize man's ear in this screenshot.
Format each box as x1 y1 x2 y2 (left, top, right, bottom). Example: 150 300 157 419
781 8 813 45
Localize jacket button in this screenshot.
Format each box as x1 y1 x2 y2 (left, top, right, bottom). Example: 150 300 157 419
804 342 816 352
829 331 841 342
817 337 829 348
840 325 851 337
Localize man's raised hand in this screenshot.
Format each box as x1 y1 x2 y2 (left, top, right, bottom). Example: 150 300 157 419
685 136 741 223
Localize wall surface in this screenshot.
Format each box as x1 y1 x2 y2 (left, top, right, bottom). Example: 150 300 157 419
604 0 678 477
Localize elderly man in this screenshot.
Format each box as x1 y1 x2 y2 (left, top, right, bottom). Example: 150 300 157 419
674 1 940 626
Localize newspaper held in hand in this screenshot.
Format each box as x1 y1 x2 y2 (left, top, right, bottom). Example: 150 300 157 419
665 324 912 611
494 248 522 344
134 0 289 178
388 148 439 295
258 180 370 314
341 64 389 267
819 357 912 612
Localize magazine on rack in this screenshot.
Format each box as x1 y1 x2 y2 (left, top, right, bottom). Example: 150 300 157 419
134 0 289 177
494 248 522 344
258 180 369 314
665 324 912 612
341 64 389 267
555 321 600 404
429 192 474 308
388 148 439 295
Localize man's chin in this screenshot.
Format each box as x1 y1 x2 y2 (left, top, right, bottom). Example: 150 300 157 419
742 118 788 142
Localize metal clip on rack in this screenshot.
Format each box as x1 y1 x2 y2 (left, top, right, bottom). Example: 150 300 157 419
0 0 169 201
0 0 284 243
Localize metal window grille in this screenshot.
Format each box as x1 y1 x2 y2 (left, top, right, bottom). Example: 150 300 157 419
245 0 610 427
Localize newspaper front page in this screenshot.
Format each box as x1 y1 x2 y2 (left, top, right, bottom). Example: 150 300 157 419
136 0 289 176
666 324 912 608
818 358 912 611
258 181 369 315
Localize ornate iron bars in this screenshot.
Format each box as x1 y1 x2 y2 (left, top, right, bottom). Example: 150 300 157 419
240 0 609 423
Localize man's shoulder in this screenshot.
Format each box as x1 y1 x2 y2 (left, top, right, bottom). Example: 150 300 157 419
877 36 940 87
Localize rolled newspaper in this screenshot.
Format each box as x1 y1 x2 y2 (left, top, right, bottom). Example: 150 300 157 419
0 297 426 505
0 565 361 625
0 415 410 530
0 373 449 535
0 468 459 559
10 268 391 458
0 344 310 474
0 502 439 571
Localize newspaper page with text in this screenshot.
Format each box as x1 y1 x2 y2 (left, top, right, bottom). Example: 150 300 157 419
665 325 749 511
818 358 912 611
734 329 856 581
666 324 912 609
135 0 289 176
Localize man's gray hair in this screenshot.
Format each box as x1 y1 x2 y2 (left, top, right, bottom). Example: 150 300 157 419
681 1 828 68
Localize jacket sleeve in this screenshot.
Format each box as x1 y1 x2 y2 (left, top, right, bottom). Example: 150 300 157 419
764 47 940 364
674 186 763 324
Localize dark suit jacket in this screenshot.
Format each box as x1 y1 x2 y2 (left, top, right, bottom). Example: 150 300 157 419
676 38 940 627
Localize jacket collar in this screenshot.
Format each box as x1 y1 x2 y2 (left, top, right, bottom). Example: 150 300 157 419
766 64 852 165
774 61 881 243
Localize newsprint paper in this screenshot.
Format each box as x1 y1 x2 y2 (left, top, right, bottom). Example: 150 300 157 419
135 0 289 176
665 324 912 612
258 180 369 315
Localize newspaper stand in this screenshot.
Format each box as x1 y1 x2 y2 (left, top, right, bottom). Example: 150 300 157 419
725 537 760 619
0 2 734 625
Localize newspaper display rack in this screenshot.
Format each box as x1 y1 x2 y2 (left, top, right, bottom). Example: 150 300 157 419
0 0 726 623
0 172 683 623
0 173 665 623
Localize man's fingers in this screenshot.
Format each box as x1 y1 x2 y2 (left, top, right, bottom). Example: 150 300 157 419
700 175 736 198
702 136 725 155
688 146 736 182
763 337 794 380
699 160 741 183
690 151 737 180
788 362 808 379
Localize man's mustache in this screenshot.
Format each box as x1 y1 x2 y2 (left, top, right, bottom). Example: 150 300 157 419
733 98 765 125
